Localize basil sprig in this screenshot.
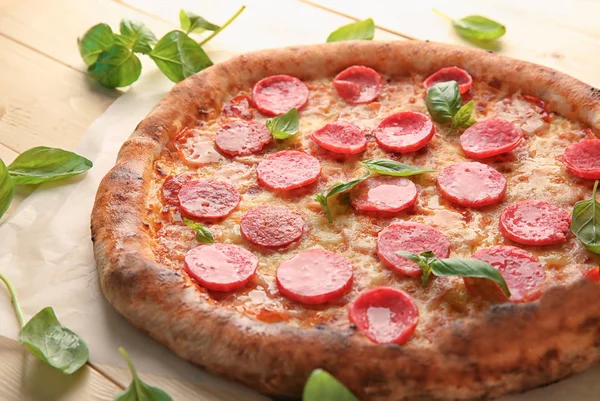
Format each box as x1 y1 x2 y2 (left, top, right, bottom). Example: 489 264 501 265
266 108 300 139
179 10 220 34
571 180 600 253
115 347 173 401
361 158 436 176
183 218 215 244
303 369 358 401
314 173 370 223
426 82 476 133
326 18 375 42
398 251 511 297
434 9 506 42
0 273 89 374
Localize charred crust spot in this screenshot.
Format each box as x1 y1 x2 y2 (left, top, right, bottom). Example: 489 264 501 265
315 324 325 330
579 316 600 330
349 323 357 330
589 86 600 99
487 50 494 54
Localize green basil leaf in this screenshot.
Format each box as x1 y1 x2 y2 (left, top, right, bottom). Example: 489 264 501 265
19 307 89 374
303 369 358 401
179 10 220 34
449 100 476 135
571 180 600 253
361 158 436 177
314 173 370 223
266 108 300 139
397 250 436 286
313 193 332 224
78 23 116 66
8 147 93 185
183 218 215 244
326 18 375 42
426 81 462 124
150 31 213 83
115 347 173 401
88 45 142 88
431 257 511 297
0 159 15 220
453 15 506 42
116 19 157 54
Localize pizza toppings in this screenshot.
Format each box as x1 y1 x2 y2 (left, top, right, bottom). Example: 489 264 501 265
314 173 371 223
257 150 321 191
240 206 304 248
377 222 451 276
460 118 523 159
222 94 255 120
584 267 600 282
466 246 545 303
173 128 224 167
161 172 195 206
373 112 435 153
333 65 383 104
214 120 272 156
178 179 240 219
350 176 417 213
437 162 506 208
423 67 473 95
348 287 419 344
311 121 367 154
184 244 258 292
276 249 353 304
570 180 600 254
499 200 571 245
563 139 600 179
252 75 309 116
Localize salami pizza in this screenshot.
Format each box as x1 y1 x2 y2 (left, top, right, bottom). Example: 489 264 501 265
91 41 600 400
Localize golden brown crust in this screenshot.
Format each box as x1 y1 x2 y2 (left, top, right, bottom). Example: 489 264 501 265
91 41 600 400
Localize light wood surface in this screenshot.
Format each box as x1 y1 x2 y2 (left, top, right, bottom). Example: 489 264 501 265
0 0 598 399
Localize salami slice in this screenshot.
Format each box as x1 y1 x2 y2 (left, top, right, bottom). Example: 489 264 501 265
465 246 545 303
437 162 506 208
311 121 367 154
348 287 419 344
377 222 451 276
350 176 417 213
374 112 435 153
214 120 272 157
257 150 321 191
333 65 383 104
423 67 473 95
174 128 224 167
251 75 309 116
584 267 600 283
178 179 239 219
460 118 523 159
563 139 600 179
184 244 258 292
499 200 571 245
276 249 353 304
241 206 305 248
161 172 195 206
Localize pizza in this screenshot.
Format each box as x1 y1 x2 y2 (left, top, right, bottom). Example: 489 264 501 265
91 41 600 400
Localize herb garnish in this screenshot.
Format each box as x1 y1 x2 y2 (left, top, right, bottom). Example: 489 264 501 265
433 9 506 42
266 108 300 139
326 18 375 42
571 180 600 253
361 159 436 176
183 218 215 243
426 81 476 133
303 369 359 401
314 173 371 223
115 347 173 401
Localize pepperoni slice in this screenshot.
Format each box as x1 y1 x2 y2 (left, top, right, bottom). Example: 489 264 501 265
584 267 600 283
214 120 272 157
161 172 195 206
348 287 419 345
423 67 473 95
240 206 305 248
276 249 353 304
499 200 571 246
251 75 309 116
377 222 451 276
437 162 506 208
178 179 239 219
563 139 600 179
174 128 224 167
311 121 367 154
374 112 434 153
184 244 258 292
257 150 321 191
333 65 383 104
460 118 523 159
465 246 545 303
350 176 417 213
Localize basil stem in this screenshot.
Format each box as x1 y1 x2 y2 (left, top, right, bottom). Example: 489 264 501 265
0 273 25 328
198 6 246 46
116 347 173 401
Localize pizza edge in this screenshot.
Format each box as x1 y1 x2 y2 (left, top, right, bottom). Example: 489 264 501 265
90 41 600 400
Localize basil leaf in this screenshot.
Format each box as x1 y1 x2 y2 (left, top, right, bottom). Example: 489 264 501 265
8 147 93 185
314 173 370 223
326 18 375 42
449 100 476 135
303 369 358 401
571 180 600 253
19 307 89 374
426 81 462 124
88 45 142 88
397 250 437 287
266 108 300 139
150 31 213 83
179 10 220 34
115 347 173 401
77 23 115 66
361 159 436 177
453 15 506 42
313 193 332 224
116 19 157 54
0 159 15 220
183 218 215 244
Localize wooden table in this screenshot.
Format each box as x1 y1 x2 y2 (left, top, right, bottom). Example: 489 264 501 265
0 0 598 399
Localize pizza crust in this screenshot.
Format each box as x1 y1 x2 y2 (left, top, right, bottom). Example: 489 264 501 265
91 41 600 400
